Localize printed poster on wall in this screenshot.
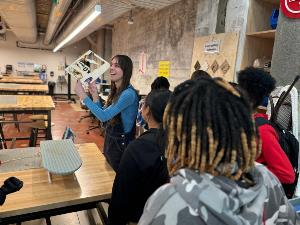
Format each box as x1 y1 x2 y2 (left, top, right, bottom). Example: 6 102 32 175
158 61 170 78
17 62 34 72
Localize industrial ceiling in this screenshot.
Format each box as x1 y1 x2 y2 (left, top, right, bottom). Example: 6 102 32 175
0 0 181 50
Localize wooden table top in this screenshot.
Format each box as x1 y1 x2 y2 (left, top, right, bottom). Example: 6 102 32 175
0 83 48 92
0 143 115 217
0 76 43 84
2 74 39 78
0 95 55 111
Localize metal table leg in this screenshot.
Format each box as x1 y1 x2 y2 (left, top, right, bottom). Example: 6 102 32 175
46 111 52 140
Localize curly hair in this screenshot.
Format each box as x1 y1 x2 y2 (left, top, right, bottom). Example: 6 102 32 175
237 67 276 109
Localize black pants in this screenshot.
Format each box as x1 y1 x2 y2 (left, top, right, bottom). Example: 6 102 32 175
103 124 135 172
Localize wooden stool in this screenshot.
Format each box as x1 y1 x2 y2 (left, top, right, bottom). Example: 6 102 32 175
29 121 47 147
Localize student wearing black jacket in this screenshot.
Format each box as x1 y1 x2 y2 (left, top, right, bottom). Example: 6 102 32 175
108 89 171 225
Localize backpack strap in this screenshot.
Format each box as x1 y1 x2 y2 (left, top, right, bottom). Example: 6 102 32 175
270 75 300 123
255 117 271 127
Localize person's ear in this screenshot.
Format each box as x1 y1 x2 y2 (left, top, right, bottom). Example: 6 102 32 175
144 105 150 115
142 105 151 122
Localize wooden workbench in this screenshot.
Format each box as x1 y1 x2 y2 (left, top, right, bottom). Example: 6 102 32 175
2 73 40 78
0 143 115 224
0 83 48 94
0 76 43 84
0 95 55 139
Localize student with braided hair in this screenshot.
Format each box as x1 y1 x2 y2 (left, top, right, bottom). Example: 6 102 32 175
138 78 299 225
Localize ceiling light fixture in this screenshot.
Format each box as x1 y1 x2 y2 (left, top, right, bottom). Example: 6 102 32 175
53 4 101 52
128 10 134 25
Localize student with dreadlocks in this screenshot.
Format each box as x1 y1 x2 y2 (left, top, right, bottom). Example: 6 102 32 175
108 89 170 225
238 67 295 185
138 78 299 225
75 55 138 172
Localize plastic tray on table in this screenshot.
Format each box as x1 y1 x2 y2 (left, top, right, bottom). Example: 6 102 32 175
40 139 82 182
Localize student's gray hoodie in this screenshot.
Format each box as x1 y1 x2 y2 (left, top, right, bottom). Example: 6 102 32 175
138 164 299 225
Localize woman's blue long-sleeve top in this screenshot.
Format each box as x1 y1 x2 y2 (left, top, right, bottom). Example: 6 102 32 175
83 85 138 133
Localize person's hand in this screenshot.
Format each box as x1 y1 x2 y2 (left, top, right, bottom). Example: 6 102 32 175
75 81 87 101
88 81 99 102
1 177 23 195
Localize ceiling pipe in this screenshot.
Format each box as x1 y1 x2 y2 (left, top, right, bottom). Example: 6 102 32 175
16 41 54 51
46 0 83 45
18 35 56 51
0 0 37 43
44 0 73 45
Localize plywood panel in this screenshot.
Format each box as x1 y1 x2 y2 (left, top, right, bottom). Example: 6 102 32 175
191 32 239 81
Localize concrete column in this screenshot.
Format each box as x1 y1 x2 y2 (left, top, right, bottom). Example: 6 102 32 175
271 12 300 89
100 28 112 80
194 0 219 36
216 0 228 33
225 0 249 79
96 29 105 58
104 28 112 61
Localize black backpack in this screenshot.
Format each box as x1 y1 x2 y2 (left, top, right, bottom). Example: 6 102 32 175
256 75 300 198
255 117 299 198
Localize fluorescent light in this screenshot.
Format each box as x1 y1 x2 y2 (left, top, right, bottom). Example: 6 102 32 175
53 4 101 52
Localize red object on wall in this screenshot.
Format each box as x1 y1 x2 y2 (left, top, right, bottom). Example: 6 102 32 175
280 0 300 19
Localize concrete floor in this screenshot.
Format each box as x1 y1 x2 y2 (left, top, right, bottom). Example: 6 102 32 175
2 100 107 225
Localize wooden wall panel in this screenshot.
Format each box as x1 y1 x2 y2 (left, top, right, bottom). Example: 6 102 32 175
191 32 239 81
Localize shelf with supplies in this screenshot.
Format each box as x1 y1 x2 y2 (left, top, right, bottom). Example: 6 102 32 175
241 0 280 69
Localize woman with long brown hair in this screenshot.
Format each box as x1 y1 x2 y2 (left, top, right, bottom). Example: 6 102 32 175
75 55 139 171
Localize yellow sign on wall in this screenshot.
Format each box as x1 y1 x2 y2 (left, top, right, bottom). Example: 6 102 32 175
158 61 170 78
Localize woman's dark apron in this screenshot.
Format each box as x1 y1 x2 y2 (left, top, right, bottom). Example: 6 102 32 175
103 116 136 172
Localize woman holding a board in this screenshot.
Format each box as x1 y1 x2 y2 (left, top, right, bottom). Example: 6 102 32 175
75 55 139 172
